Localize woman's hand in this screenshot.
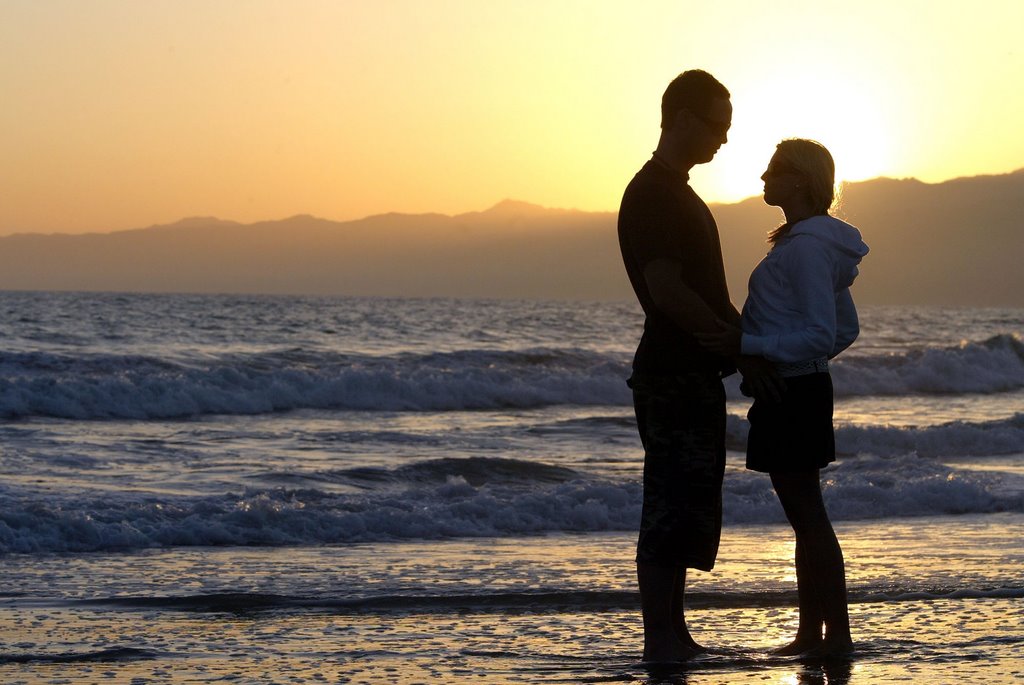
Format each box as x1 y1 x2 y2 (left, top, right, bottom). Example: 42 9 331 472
736 356 786 403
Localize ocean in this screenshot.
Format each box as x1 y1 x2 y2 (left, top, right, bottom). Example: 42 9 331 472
0 291 1021 684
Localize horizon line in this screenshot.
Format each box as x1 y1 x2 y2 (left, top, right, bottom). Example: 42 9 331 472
4 167 1023 238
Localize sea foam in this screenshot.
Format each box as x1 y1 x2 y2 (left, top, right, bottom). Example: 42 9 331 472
1 334 1021 419
1 455 1019 554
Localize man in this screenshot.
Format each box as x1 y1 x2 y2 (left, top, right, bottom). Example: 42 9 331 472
617 69 777 662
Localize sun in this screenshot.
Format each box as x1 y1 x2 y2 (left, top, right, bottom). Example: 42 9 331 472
692 70 895 205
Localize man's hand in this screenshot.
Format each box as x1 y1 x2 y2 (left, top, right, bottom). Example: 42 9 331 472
735 356 786 403
694 321 742 357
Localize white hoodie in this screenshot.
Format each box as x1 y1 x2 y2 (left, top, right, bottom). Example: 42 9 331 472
740 215 869 363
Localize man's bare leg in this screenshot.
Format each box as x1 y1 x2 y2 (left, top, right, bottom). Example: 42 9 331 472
669 568 704 651
638 562 701 662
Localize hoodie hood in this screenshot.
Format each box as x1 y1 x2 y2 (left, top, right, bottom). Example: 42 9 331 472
788 215 869 288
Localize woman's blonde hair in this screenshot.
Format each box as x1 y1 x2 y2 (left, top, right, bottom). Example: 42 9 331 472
767 138 839 244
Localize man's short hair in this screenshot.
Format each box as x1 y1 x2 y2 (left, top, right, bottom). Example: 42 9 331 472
661 70 730 129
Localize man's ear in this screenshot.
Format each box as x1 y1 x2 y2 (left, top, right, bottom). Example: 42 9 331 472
670 108 691 133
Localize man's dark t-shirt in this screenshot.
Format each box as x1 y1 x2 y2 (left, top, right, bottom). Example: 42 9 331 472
618 157 735 375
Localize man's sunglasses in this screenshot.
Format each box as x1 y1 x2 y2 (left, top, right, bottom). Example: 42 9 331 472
687 109 731 138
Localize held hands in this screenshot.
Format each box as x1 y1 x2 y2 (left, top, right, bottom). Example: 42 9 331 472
695 320 742 357
735 356 786 404
694 322 786 402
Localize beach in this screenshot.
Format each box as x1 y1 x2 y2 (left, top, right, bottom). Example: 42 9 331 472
3 516 1022 683
1 292 1022 683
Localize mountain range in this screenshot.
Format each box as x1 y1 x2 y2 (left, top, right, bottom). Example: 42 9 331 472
2 170 1022 306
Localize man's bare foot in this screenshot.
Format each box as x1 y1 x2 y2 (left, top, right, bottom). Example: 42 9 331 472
675 630 706 653
802 637 854 660
771 636 823 656
642 637 703 664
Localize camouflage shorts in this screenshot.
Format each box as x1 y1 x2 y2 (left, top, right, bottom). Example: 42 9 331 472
629 370 726 571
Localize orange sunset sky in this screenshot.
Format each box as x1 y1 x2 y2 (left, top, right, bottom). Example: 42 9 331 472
2 0 1022 235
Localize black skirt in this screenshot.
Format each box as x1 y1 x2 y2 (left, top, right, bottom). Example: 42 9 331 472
746 372 836 473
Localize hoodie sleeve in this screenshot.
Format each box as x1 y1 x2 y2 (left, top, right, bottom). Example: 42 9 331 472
831 288 859 357
740 236 838 362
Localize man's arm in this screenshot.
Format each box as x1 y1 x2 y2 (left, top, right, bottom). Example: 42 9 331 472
643 258 732 335
651 260 784 401
726 302 743 327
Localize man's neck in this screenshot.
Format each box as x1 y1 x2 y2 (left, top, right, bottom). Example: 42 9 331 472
652 138 694 175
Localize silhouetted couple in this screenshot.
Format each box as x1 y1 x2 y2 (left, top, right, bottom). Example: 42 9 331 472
618 70 868 662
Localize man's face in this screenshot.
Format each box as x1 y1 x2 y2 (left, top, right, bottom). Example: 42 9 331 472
688 97 732 164
692 96 733 162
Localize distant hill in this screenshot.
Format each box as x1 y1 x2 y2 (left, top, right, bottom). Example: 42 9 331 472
1 171 1022 306
713 170 1024 306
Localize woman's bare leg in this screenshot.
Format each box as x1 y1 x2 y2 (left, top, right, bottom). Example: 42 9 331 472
773 540 826 654
770 470 852 655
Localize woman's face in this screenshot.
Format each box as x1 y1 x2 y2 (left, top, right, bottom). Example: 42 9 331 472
761 153 803 208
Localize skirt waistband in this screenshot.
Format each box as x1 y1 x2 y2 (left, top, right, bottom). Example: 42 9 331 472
775 357 829 377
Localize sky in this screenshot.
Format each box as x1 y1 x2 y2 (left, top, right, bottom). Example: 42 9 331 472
2 0 1022 235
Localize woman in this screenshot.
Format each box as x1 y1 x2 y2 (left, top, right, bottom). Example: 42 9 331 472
703 139 868 656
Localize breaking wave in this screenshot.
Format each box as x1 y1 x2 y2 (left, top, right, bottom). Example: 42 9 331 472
2 455 1019 554
1 334 1021 419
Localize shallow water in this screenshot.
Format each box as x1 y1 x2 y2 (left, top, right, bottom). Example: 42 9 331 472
2 515 1021 683
4 599 1020 683
1 294 1022 682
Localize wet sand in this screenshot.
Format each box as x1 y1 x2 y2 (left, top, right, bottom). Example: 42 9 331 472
1 596 1021 683
2 514 1022 683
